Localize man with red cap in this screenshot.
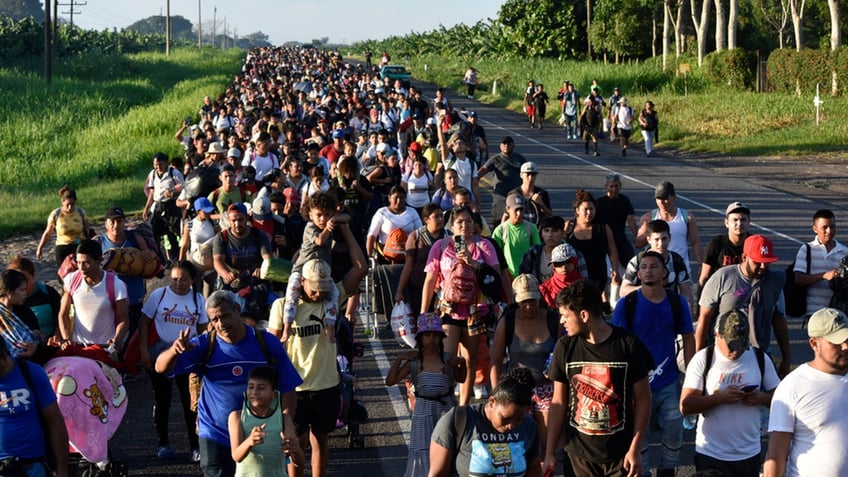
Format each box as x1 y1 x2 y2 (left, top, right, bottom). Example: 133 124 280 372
696 234 791 377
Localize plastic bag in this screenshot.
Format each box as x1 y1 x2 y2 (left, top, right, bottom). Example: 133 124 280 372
390 301 417 348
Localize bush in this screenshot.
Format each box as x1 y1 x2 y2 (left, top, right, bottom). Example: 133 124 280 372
767 48 835 95
704 49 756 90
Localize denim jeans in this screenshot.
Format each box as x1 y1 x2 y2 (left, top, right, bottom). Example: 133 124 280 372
641 381 683 475
641 129 654 155
199 437 235 477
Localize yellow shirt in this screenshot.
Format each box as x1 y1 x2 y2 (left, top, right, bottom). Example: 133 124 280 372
49 207 86 245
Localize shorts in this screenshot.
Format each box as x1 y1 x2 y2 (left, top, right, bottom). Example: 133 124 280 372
440 310 486 336
294 386 341 437
532 380 554 413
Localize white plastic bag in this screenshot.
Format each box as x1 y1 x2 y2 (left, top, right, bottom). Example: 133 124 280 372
390 301 417 348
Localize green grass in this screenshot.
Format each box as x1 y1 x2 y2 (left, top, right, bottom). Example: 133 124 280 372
0 47 244 238
400 54 848 157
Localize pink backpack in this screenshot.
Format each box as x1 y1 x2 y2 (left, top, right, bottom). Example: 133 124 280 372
440 238 479 305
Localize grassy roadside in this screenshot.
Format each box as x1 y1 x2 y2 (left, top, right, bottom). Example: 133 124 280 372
0 47 244 238
395 54 848 157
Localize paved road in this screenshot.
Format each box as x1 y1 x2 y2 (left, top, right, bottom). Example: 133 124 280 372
110 78 838 476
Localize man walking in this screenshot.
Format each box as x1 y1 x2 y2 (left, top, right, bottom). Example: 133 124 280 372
697 235 791 377
478 136 526 227
792 209 848 316
612 251 694 477
543 280 654 477
764 307 848 476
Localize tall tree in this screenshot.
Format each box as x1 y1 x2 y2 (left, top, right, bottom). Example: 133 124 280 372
727 0 738 48
127 15 193 38
789 0 805 50
827 0 840 49
752 0 789 48
715 0 727 51
691 0 712 65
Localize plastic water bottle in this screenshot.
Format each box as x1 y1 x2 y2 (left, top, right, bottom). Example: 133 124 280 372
682 414 698 430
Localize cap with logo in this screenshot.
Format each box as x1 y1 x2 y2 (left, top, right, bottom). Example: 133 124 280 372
743 234 778 263
520 162 538 174
717 309 750 353
506 193 525 210
807 307 848 344
105 206 125 219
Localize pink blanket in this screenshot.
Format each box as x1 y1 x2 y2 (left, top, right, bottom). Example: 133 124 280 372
45 356 128 463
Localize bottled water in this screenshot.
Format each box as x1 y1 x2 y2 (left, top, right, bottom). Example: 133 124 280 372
682 414 698 430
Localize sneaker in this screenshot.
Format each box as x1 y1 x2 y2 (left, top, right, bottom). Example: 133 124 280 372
593 151 600 157
190 448 201 464
454 384 461 397
473 385 488 400
156 445 175 460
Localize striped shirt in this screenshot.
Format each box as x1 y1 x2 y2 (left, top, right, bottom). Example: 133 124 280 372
794 237 848 314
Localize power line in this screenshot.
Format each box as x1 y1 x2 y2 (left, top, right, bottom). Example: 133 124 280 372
57 0 87 28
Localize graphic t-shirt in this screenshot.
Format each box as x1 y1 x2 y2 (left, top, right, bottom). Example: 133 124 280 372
548 326 653 464
0 361 57 460
431 403 539 477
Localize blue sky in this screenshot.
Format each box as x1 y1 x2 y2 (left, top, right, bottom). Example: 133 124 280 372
70 1 506 46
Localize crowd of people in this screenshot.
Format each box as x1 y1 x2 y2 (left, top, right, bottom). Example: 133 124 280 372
1 44 847 477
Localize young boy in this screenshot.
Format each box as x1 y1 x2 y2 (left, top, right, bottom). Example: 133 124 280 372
280 192 348 342
493 193 541 278
228 365 303 477
539 243 583 308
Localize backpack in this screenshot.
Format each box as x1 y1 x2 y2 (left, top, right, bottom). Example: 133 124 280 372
700 345 766 394
68 270 119 326
784 244 811 317
184 164 221 201
190 326 275 412
53 206 87 227
584 104 601 127
622 290 684 332
211 186 247 206
439 238 479 305
380 228 408 264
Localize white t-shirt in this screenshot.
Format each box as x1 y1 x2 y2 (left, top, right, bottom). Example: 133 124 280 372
242 151 279 180
653 208 691 273
189 217 217 254
444 155 476 193
64 271 128 346
768 363 848 477
402 170 432 208
141 286 208 343
367 207 422 244
683 346 780 461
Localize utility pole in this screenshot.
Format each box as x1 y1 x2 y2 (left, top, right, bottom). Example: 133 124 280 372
212 7 216 49
222 17 226 49
165 0 171 56
58 0 86 28
197 0 202 48
51 0 57 55
44 0 52 83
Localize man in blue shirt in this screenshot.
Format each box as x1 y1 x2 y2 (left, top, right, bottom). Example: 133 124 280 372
612 251 695 477
0 338 69 477
156 290 302 477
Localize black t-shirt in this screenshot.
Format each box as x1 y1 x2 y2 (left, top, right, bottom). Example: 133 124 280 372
703 234 747 276
596 194 636 265
548 326 654 464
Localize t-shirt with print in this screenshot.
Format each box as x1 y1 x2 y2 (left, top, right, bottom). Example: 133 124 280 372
610 291 693 393
431 403 539 477
141 286 208 344
0 361 57 460
168 326 303 446
703 234 747 275
683 346 780 462
548 326 653 464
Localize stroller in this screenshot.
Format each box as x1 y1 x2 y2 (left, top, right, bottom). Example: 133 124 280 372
44 349 129 477
361 257 405 334
335 317 367 448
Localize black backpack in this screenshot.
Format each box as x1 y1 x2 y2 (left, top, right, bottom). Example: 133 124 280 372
784 244 811 317
184 164 221 202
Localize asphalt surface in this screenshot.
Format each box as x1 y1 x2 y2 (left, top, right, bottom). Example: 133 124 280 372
107 77 838 476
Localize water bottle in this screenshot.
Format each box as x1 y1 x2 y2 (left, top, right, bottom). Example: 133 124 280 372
682 414 698 430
